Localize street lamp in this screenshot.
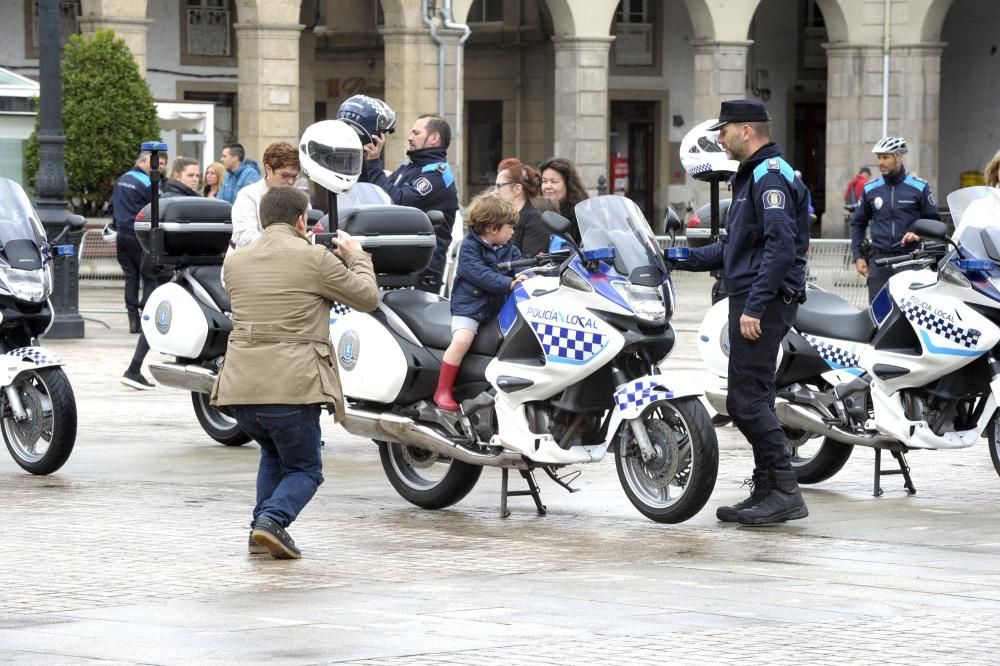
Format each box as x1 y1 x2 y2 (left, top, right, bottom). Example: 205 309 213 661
33 0 85 339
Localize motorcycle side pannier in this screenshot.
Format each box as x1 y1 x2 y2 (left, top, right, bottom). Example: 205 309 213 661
135 198 233 260
323 204 436 285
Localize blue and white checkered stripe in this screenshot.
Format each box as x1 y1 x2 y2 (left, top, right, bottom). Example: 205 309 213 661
900 299 981 348
5 346 62 366
329 301 353 325
530 322 606 364
614 378 673 416
803 334 859 369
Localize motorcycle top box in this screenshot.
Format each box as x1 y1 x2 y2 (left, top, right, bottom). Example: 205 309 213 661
134 197 233 260
319 204 435 279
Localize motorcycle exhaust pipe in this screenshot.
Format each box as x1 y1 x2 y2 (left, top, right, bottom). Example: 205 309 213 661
148 362 217 394
775 401 895 447
342 405 528 469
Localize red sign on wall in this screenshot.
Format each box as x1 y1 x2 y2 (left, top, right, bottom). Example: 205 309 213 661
611 156 629 194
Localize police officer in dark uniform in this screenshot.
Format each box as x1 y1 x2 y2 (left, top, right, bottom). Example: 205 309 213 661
851 136 940 302
364 114 459 292
672 100 811 525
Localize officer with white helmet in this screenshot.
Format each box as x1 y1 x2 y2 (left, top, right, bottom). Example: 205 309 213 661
851 136 940 301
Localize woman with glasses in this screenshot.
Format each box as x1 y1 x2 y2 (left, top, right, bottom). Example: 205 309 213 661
495 157 548 257
229 142 303 253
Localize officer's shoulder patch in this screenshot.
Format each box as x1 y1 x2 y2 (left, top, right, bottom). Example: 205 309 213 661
437 163 447 173
412 177 433 196
928 192 937 206
767 159 780 171
762 189 785 210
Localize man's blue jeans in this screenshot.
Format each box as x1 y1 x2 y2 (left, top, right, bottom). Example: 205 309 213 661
232 404 324 529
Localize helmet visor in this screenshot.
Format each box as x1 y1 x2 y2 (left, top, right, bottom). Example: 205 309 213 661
307 142 363 177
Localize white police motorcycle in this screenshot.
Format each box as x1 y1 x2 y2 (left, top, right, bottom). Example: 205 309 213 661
333 195 719 523
697 186 1000 495
0 178 78 474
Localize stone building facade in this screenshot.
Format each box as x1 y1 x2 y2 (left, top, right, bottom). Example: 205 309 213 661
2 0 996 236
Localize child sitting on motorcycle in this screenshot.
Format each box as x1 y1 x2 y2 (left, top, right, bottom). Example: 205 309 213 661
434 192 527 411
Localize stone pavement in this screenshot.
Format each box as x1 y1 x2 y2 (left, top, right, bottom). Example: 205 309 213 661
2 314 1000 664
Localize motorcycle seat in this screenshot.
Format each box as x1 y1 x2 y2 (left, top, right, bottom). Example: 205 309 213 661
381 290 502 355
188 265 231 312
795 289 875 343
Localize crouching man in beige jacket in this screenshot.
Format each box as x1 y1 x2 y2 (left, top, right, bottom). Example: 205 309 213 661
211 186 378 559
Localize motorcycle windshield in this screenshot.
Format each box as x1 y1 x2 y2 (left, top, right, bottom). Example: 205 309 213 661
339 182 392 206
948 186 1000 261
574 195 668 282
0 177 47 251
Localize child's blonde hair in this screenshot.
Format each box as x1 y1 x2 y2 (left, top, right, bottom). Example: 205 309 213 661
467 191 518 234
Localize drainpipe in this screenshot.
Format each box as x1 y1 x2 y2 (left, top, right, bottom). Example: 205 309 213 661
421 0 446 116
439 0 471 144
881 0 891 137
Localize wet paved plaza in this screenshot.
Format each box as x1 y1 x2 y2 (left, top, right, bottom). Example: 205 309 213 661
3 316 1000 664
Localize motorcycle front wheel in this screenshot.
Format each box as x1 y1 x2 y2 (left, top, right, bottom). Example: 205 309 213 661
2 367 77 475
615 396 719 523
377 440 482 509
191 392 251 446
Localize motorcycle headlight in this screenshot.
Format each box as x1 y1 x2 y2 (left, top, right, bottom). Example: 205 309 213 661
0 265 50 303
613 281 666 324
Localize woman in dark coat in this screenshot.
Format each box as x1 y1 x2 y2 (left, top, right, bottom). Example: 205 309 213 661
539 157 589 243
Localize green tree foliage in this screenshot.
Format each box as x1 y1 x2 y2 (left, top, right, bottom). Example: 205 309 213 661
24 29 160 217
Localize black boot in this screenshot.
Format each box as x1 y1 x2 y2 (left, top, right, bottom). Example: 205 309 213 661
128 310 141 334
736 469 808 525
716 469 770 522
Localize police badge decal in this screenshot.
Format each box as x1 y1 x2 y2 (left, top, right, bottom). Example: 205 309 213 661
762 189 785 209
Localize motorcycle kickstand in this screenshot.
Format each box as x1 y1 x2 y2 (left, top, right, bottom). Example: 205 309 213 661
542 466 581 493
873 448 917 497
499 468 547 519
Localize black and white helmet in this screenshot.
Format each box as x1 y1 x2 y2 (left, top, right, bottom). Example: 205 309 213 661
336 95 396 146
679 119 739 182
872 136 907 155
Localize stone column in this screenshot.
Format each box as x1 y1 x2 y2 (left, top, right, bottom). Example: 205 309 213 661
299 27 316 134
234 22 303 160
824 43 879 238
691 40 753 123
551 36 614 196
79 0 151 74
893 43 945 193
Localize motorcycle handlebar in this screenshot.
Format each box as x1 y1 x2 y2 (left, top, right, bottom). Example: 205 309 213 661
873 254 915 268
497 251 568 272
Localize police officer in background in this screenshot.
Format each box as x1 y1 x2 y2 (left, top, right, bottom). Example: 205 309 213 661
671 100 811 526
851 136 939 302
364 114 459 292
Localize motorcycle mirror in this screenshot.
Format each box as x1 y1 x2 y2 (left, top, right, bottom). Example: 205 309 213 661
913 218 948 241
306 209 324 225
426 210 446 228
540 210 571 235
65 213 86 230
664 210 681 233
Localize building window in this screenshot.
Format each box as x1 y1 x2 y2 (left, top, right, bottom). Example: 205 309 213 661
26 0 80 57
186 0 231 57
467 0 503 24
613 0 653 67
801 0 826 70
466 100 503 188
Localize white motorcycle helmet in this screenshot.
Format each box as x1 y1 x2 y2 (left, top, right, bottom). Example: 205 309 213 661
298 120 363 194
679 119 739 182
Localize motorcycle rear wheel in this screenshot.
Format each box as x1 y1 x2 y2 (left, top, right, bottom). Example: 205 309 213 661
2 367 77 475
377 440 482 509
191 392 251 446
615 397 719 523
787 431 854 484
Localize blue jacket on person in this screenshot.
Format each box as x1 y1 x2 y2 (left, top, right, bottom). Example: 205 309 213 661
218 158 261 204
450 231 521 323
679 142 810 318
850 166 939 260
367 147 459 281
110 167 152 235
